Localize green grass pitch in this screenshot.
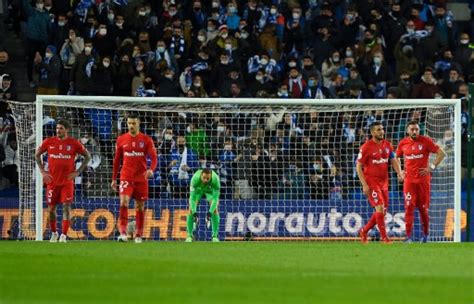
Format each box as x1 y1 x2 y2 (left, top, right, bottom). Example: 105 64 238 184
0 242 472 304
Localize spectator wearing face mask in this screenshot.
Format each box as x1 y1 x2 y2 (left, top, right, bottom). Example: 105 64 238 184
109 14 128 43
396 71 413 98
1 136 19 187
0 51 16 94
366 51 392 97
308 156 330 200
99 6 116 27
192 29 208 55
131 59 147 97
344 67 366 93
247 53 280 81
21 0 52 87
189 1 207 29
434 50 463 80
205 19 219 41
221 68 245 97
258 4 279 31
218 140 237 200
130 4 153 34
249 69 277 97
454 33 473 70
152 40 178 73
311 3 337 37
432 5 453 47
332 8 360 50
158 68 181 97
169 26 186 61
0 75 17 112
70 40 99 96
310 26 337 70
321 51 342 87
138 31 152 54
394 42 419 79
276 160 305 200
301 56 321 82
50 14 71 52
222 2 240 31
284 7 305 54
418 21 445 69
189 75 208 98
440 68 463 98
411 67 441 98
59 29 84 94
212 52 237 90
355 29 382 66
287 67 306 99
92 23 115 58
91 56 114 96
304 74 330 99
382 3 407 62
209 25 230 55
113 53 134 96
75 133 101 196
35 45 61 95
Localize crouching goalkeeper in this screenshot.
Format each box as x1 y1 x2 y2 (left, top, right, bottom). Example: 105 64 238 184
186 168 221 242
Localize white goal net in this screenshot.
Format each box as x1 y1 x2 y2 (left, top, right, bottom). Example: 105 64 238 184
8 97 462 242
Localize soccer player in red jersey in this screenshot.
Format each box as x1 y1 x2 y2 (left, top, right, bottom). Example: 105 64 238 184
35 120 91 243
396 121 446 243
356 122 404 244
111 113 157 243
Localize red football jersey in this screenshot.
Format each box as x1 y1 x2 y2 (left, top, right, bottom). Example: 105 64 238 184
39 137 85 186
112 132 158 182
396 135 439 182
357 139 394 190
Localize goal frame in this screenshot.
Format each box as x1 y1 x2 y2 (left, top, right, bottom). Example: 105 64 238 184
32 95 462 242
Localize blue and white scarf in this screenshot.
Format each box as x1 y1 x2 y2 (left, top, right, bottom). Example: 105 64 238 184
136 86 156 97
154 49 172 67
170 36 185 56
247 55 279 74
191 62 208 72
40 56 52 80
113 0 128 6
75 0 93 22
85 57 95 78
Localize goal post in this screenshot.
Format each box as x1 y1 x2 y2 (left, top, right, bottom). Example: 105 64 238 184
9 96 462 242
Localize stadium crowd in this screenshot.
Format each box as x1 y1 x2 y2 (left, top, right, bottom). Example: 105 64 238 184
0 0 472 197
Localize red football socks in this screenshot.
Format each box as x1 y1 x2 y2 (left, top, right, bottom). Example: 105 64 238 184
375 212 387 240
119 206 128 234
50 220 57 233
419 207 430 236
62 220 70 235
363 213 377 233
405 208 414 238
136 209 144 237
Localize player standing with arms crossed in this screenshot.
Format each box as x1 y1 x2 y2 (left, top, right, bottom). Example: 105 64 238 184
111 114 157 243
186 168 221 242
35 119 91 242
396 121 446 243
357 122 404 244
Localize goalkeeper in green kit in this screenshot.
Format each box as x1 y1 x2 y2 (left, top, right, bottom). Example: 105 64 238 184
186 168 221 242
